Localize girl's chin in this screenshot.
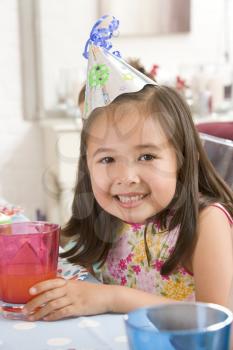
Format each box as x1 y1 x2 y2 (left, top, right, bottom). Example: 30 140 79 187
118 213 148 225
106 201 156 224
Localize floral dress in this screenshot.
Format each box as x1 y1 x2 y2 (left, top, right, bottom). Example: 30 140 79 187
95 221 195 301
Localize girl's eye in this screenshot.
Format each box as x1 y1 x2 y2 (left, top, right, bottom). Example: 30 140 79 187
138 154 156 161
99 156 114 164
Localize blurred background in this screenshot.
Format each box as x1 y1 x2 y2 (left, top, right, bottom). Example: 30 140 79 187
0 0 233 224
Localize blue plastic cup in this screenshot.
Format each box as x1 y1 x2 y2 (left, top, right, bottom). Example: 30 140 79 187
124 302 233 350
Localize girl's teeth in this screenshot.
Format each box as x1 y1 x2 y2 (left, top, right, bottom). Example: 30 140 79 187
118 195 144 203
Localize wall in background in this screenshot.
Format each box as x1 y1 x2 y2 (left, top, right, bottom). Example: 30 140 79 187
0 0 45 219
39 0 233 110
117 0 232 67
0 0 98 219
98 0 191 36
39 0 98 111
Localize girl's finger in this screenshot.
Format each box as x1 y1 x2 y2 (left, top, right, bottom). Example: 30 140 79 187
28 297 71 321
23 283 67 315
29 278 66 296
43 305 75 321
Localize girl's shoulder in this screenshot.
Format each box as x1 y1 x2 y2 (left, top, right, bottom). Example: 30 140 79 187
194 203 232 265
209 203 233 225
196 203 233 254
193 202 232 269
199 203 233 227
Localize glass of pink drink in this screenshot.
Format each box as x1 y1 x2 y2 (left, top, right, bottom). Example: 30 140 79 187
0 221 60 319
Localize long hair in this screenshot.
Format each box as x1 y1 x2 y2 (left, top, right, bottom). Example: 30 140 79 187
61 85 233 274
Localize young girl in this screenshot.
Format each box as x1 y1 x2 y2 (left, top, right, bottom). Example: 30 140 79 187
23 84 233 321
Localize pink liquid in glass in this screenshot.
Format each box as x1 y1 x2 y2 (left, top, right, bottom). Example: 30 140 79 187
0 221 60 318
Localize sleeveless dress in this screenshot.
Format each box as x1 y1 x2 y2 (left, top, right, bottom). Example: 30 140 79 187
95 204 232 301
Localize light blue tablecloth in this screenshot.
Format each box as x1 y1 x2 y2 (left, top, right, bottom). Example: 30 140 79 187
0 312 129 350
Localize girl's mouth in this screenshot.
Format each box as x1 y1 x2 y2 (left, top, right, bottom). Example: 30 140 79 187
114 193 148 208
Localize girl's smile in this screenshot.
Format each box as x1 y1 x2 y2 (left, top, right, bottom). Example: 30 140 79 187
113 192 149 208
87 104 177 223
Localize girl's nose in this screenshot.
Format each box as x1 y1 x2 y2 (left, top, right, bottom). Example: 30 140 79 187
114 162 140 185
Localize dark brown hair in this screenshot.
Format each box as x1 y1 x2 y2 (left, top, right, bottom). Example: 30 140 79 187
127 58 155 80
61 85 233 275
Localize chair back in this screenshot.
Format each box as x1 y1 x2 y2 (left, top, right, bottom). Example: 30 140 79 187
200 133 233 189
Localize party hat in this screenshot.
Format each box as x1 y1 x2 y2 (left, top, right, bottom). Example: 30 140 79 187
83 15 157 119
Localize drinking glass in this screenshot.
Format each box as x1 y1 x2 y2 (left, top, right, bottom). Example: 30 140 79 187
125 302 233 350
0 221 60 319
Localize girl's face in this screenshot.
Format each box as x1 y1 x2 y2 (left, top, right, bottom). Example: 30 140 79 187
86 105 177 224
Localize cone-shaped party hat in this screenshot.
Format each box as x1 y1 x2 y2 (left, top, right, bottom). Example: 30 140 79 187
82 15 157 119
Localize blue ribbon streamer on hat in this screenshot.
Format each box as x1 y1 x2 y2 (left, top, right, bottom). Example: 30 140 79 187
83 15 121 59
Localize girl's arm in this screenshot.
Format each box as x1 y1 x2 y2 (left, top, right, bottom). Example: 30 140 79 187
192 205 233 307
106 284 173 313
23 279 174 321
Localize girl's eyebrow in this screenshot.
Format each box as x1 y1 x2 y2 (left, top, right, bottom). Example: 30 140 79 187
93 143 161 157
134 143 162 151
93 147 115 157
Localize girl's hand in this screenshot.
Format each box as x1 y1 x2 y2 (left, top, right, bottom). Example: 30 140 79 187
23 278 112 321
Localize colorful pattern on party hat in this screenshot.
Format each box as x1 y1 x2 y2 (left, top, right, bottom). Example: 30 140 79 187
83 15 157 119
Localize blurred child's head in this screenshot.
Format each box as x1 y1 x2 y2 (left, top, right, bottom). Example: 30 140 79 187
127 58 155 80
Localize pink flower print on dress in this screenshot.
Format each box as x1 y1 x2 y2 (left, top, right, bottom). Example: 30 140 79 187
111 234 132 259
153 259 164 272
136 269 155 293
106 257 122 279
121 276 127 286
126 253 133 263
153 260 169 280
132 265 141 275
106 234 132 278
161 274 170 281
131 223 143 232
119 259 127 270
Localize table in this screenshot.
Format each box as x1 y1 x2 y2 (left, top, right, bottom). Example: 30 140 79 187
0 314 129 350
0 276 130 350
